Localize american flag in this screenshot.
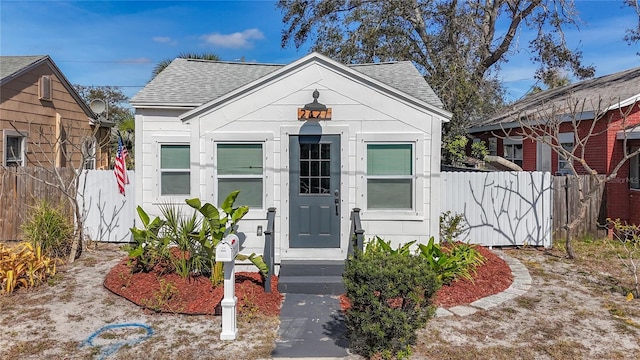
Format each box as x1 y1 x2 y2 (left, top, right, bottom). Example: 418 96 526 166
114 135 129 195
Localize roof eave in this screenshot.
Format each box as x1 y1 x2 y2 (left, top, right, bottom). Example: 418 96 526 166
130 102 201 110
470 111 596 133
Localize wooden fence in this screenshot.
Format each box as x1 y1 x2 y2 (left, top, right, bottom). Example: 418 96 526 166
552 174 607 240
0 167 75 241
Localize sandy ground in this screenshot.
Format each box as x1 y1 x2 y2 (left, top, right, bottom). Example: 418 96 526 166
1 242 639 359
0 243 276 360
414 247 640 359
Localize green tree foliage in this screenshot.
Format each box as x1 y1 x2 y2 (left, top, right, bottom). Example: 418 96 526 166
624 0 640 51
73 85 134 167
152 52 221 78
73 85 133 124
277 0 597 163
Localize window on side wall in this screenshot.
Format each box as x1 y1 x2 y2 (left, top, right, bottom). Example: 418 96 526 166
366 143 413 210
558 132 574 175
631 149 640 190
488 137 497 156
82 136 97 170
217 143 264 208
4 131 26 167
160 144 190 196
503 137 523 167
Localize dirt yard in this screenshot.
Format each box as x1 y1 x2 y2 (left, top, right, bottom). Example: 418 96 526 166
1 239 639 359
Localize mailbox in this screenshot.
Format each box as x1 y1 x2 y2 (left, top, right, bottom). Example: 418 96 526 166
216 234 239 262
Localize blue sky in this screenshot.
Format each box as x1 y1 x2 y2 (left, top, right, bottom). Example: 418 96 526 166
1 0 638 102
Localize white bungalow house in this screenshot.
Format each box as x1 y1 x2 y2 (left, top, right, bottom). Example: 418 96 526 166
130 52 450 266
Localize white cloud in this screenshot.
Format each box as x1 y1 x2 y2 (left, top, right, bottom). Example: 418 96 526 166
200 28 265 49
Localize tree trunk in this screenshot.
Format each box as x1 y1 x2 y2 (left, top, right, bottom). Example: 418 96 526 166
565 199 589 259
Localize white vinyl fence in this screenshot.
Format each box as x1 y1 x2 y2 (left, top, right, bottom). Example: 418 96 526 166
441 171 553 247
78 170 135 243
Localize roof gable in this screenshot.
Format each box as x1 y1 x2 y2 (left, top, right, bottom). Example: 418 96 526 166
130 52 448 117
0 55 99 121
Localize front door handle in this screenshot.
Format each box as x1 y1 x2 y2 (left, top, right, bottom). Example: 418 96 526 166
334 189 339 216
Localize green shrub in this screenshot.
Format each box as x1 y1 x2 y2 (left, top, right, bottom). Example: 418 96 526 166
127 191 268 285
126 206 170 273
418 237 485 285
20 199 74 259
343 249 439 359
439 211 466 244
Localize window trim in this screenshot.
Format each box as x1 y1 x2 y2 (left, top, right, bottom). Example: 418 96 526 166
82 136 97 170
557 132 575 175
503 136 523 167
631 147 640 190
488 137 497 156
366 143 414 210
356 133 424 221
3 130 28 167
215 142 265 209
206 132 274 220
158 142 191 198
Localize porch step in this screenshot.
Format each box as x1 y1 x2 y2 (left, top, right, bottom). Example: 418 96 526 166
278 261 345 295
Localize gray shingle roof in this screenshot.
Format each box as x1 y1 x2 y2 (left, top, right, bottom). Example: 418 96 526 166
0 55 48 83
476 66 640 127
131 56 444 109
351 61 443 108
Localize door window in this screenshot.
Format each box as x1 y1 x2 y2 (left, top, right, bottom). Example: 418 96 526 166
299 142 331 194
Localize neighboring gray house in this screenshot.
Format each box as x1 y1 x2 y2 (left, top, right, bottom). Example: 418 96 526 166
130 52 451 263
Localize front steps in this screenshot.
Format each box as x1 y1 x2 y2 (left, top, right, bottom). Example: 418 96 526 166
277 260 346 295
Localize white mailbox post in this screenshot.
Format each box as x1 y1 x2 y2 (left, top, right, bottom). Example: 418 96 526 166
216 234 239 340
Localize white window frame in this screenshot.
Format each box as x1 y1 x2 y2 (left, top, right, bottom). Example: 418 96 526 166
503 136 523 167
158 142 191 199
558 132 574 175
214 141 265 210
357 133 424 220
630 147 640 190
3 130 27 167
206 132 274 220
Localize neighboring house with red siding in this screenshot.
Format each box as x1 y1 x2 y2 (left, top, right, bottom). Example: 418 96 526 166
469 66 640 225
0 55 113 169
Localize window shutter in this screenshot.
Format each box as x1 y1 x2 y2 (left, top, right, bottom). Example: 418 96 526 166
39 75 52 101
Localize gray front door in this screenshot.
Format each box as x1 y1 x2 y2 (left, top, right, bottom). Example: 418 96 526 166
289 135 341 248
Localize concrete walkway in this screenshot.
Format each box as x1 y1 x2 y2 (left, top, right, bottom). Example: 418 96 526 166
267 250 531 359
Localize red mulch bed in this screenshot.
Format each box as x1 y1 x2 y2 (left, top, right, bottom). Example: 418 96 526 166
339 245 513 311
103 258 282 317
432 245 513 308
104 246 512 317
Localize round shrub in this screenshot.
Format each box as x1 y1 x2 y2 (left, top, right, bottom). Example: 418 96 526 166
343 250 440 359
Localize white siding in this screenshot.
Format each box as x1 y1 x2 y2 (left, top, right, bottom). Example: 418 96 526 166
135 60 446 261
